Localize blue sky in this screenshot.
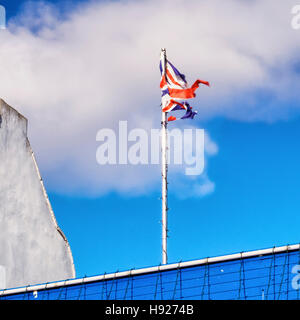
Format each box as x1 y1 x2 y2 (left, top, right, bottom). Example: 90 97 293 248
52 116 300 277
1 0 300 278
1 0 87 17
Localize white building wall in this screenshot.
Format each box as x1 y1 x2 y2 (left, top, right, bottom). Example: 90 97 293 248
0 99 75 289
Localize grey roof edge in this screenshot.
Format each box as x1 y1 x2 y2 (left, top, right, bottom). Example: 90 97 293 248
0 98 76 281
0 99 28 123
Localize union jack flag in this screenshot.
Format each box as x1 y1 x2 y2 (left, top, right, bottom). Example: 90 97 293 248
160 52 210 121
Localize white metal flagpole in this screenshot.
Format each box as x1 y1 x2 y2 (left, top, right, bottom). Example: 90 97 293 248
161 48 168 265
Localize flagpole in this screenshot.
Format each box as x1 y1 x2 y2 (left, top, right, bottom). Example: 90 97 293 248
161 48 168 265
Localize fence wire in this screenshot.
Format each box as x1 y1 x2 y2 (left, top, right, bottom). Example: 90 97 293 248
1 249 300 300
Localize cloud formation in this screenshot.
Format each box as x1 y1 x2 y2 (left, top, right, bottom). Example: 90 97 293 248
0 0 299 196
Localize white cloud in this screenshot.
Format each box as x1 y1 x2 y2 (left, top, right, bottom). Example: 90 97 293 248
0 0 299 196
194 179 215 197
205 133 218 156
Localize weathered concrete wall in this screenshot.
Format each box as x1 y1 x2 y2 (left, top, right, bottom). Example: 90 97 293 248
0 99 75 289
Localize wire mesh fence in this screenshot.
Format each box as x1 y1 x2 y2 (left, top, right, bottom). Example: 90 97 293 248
1 248 300 300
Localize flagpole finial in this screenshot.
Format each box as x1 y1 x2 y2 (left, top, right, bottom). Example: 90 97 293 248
161 49 167 68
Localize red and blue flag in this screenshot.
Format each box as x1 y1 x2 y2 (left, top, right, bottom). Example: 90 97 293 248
160 53 209 122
